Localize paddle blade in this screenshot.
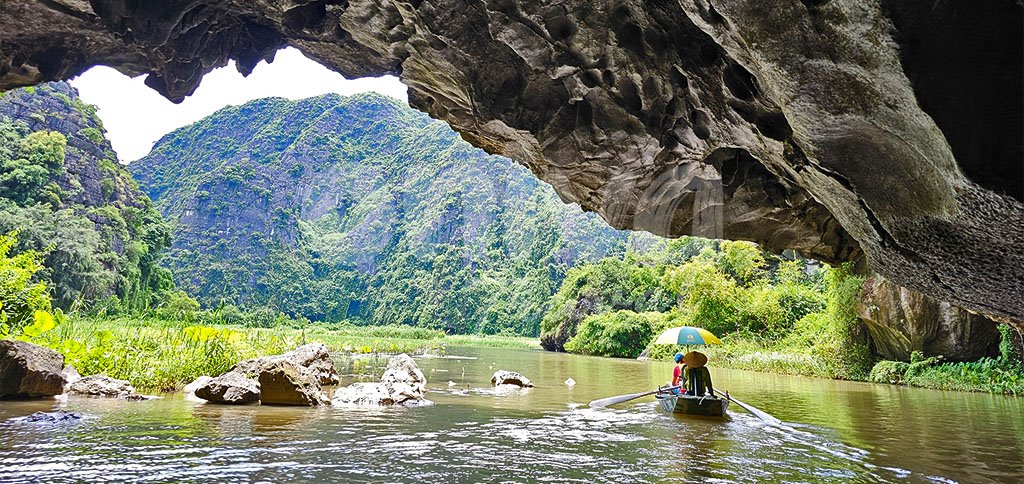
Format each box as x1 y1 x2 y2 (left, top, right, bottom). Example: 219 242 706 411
589 390 654 408
715 390 782 425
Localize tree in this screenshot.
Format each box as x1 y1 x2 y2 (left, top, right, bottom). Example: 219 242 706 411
0 232 51 335
0 130 66 205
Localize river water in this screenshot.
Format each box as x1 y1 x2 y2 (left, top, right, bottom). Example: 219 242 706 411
1 347 1022 483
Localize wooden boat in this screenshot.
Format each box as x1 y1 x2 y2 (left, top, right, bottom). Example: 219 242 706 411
655 393 729 417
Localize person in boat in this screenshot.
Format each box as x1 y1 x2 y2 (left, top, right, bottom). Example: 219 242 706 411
670 353 686 394
682 351 715 397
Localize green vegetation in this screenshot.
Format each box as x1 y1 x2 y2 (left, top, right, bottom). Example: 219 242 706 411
0 232 51 335
544 238 1023 393
0 83 1017 397
0 83 174 313
130 92 628 335
564 310 658 358
13 311 535 391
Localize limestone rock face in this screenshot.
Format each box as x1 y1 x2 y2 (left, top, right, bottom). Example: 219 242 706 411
258 360 329 406
856 275 1001 362
491 370 534 388
194 372 261 405
232 343 339 386
0 1 1020 325
0 340 67 399
333 353 431 406
67 375 142 399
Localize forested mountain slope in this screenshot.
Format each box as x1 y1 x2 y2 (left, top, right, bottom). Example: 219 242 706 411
0 82 172 311
131 93 633 334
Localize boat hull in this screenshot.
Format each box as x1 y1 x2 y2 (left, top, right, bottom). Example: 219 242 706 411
655 393 728 417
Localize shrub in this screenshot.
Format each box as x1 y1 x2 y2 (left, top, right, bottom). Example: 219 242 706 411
564 310 654 358
868 360 910 384
0 232 51 334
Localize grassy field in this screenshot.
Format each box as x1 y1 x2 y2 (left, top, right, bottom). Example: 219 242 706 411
22 315 538 392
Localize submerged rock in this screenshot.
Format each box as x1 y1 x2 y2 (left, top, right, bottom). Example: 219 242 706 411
333 354 432 407
232 343 339 386
194 372 260 405
0 340 67 399
68 375 142 399
491 370 534 388
258 360 329 406
16 410 82 424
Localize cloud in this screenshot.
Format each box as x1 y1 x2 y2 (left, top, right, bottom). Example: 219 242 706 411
69 47 409 162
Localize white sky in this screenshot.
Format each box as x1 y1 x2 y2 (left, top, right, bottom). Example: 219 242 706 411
70 47 408 162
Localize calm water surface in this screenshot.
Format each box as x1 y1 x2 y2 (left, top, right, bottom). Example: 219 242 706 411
1 347 1022 483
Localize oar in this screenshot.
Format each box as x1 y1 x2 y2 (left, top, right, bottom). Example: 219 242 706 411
590 385 680 408
715 389 782 425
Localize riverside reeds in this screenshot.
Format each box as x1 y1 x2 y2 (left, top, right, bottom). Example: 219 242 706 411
20 315 539 392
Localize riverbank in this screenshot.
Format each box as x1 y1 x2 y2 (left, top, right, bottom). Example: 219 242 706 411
648 335 1024 396
19 315 538 392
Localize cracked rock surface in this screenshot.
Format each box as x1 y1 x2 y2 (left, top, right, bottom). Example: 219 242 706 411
0 0 1020 324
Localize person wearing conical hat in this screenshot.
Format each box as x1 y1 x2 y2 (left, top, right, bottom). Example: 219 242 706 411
682 351 714 397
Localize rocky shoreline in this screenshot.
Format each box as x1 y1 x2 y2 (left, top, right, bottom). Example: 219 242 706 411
2 339 545 413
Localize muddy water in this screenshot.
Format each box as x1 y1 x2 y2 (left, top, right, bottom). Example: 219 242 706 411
1 347 1022 483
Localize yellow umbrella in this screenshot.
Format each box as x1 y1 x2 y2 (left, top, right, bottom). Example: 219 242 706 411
653 326 721 346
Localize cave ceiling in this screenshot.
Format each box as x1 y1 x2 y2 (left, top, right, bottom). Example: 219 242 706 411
0 0 1021 323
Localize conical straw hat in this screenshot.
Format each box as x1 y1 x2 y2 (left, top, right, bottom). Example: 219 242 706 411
683 351 708 368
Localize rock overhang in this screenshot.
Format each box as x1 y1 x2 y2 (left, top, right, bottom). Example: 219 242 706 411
0 0 1020 324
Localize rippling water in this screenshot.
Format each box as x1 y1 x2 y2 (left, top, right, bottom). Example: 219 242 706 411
2 347 1022 483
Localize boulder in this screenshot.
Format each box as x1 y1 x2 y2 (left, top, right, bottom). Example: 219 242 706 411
233 343 339 386
67 375 141 399
333 353 432 407
258 360 329 406
194 372 260 404
0 340 67 399
183 376 213 398
491 370 534 388
61 365 81 387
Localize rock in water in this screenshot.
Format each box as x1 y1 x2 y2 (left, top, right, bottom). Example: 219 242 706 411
17 410 82 424
258 360 329 406
68 375 140 399
491 370 534 388
194 372 260 405
0 340 67 399
183 376 213 399
232 343 339 386
334 354 432 407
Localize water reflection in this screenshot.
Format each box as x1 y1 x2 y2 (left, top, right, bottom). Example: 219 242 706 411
0 347 1022 483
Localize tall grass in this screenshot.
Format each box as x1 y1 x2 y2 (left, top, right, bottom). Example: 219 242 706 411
37 316 296 392
16 316 540 392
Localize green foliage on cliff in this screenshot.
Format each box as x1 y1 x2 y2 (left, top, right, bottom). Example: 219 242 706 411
0 82 174 312
130 93 629 335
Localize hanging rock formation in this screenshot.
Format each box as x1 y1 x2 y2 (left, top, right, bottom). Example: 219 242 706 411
0 1 1020 327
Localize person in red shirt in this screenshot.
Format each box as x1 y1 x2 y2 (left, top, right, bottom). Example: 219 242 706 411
670 353 685 394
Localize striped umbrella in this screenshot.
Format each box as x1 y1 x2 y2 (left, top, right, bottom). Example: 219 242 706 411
653 326 722 346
